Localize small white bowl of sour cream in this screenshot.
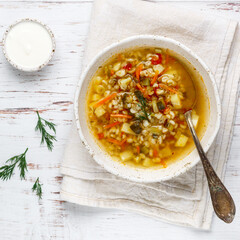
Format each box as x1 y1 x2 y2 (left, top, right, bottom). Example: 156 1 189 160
2 18 55 72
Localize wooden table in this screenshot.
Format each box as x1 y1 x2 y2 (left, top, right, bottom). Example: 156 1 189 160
0 1 239 239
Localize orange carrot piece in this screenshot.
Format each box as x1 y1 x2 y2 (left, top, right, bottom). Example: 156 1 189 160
94 92 117 108
159 67 169 77
103 121 121 129
150 70 159 85
153 148 158 158
136 146 140 154
136 83 150 100
161 160 167 168
163 107 170 114
98 133 104 140
110 114 132 119
107 138 126 146
136 64 143 81
159 84 178 94
121 140 128 151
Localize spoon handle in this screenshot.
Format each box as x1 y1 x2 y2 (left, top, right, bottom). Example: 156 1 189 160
184 111 235 223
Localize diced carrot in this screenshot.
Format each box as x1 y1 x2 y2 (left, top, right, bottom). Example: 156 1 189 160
121 140 128 151
136 83 150 100
94 92 117 108
110 70 115 76
103 121 121 129
163 107 170 114
136 146 140 154
110 114 132 119
176 120 185 125
153 148 158 158
166 135 175 141
136 64 143 81
107 138 126 146
118 54 123 61
150 70 159 85
159 84 178 94
98 133 104 140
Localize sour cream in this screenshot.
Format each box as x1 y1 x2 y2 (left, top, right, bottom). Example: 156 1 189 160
3 19 55 71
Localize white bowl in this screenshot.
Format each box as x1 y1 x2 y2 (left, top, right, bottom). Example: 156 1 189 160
74 35 221 183
2 18 55 72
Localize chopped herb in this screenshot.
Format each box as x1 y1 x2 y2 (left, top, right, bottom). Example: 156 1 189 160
0 148 28 181
134 90 150 121
35 111 57 151
32 177 43 200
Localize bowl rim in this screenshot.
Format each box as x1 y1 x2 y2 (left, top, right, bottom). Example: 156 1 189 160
2 18 56 72
74 35 221 182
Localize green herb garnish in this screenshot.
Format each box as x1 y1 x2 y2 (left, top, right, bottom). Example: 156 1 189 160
0 148 28 181
35 111 57 151
32 177 43 200
134 90 150 121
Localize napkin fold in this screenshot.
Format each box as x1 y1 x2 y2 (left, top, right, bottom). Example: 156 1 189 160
60 0 240 229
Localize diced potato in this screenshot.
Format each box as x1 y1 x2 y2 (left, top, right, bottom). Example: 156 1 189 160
175 134 188 147
143 158 152 167
152 157 161 163
134 156 141 163
119 77 132 90
116 69 126 77
171 94 182 109
120 150 133 162
113 62 121 71
191 110 199 128
153 64 164 73
159 146 172 158
91 94 101 102
121 123 135 135
152 100 159 113
174 130 182 140
94 106 106 118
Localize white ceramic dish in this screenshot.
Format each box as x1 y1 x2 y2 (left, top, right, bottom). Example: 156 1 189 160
74 35 221 183
2 18 55 72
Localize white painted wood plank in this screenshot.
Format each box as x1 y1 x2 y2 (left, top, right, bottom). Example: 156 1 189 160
0 1 239 240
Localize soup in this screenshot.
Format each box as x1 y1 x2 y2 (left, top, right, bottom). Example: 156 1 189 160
86 47 209 168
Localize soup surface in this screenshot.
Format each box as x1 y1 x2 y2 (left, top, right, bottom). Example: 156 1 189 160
86 47 209 168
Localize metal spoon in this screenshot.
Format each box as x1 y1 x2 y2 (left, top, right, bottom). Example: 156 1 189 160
184 110 235 223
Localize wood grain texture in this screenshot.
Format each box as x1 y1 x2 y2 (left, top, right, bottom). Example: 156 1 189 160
0 1 239 240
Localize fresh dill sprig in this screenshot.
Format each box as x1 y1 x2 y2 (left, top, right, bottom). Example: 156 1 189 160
35 111 57 151
32 177 42 200
0 148 28 181
134 90 150 121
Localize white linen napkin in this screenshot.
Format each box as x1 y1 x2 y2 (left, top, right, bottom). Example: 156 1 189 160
60 0 240 229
